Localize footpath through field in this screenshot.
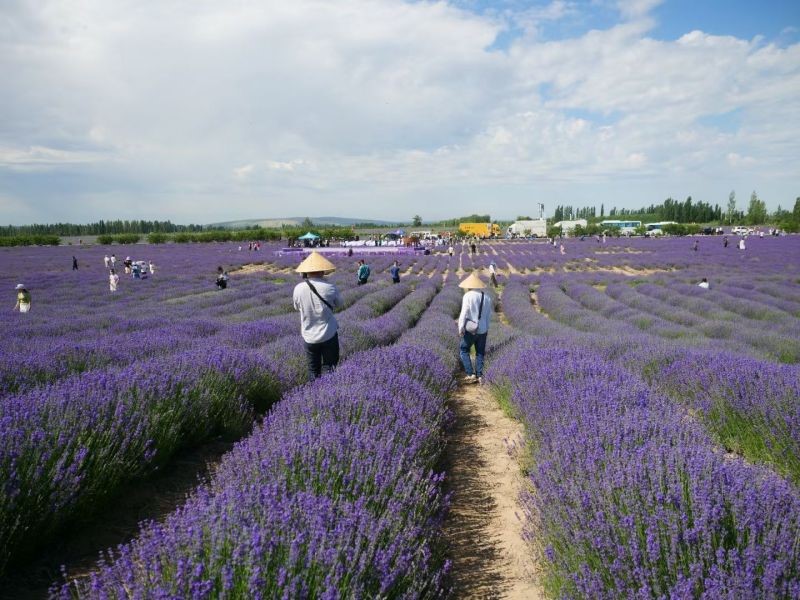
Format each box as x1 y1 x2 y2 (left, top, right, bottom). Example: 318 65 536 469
442 379 543 598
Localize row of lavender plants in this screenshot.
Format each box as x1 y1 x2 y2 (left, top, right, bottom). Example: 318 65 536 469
53 279 466 598
488 339 800 598
0 261 435 576
502 274 800 489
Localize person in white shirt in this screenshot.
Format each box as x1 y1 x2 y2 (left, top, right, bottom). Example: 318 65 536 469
293 252 343 380
488 261 498 287
457 272 492 384
104 255 110 269
698 277 710 289
109 269 120 292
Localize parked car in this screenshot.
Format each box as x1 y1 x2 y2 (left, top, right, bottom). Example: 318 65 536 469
731 226 751 235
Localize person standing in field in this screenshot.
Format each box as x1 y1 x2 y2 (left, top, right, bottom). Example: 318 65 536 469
148 260 155 275
488 260 498 287
72 256 78 270
357 259 370 285
104 255 110 269
293 252 342 380
698 277 710 289
739 238 746 251
216 266 228 289
109 269 119 292
110 254 116 267
458 272 492 384
389 260 401 284
13 284 31 313
723 236 729 248
448 244 454 257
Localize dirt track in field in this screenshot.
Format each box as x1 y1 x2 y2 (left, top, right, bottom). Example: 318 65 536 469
442 382 543 598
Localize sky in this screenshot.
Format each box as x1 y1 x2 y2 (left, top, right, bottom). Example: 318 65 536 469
1 0 798 225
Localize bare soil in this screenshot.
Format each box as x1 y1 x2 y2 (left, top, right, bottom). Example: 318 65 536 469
441 382 543 598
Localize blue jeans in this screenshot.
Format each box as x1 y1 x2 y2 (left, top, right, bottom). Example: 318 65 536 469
460 331 487 377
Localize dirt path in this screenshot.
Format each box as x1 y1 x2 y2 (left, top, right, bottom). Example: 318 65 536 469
442 383 543 598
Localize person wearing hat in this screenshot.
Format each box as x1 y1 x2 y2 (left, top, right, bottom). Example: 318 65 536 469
458 272 492 384
13 284 31 313
293 251 343 380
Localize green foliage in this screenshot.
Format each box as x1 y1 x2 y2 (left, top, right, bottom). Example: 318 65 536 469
97 235 115 245
660 223 700 236
147 232 168 244
0 219 201 237
573 223 601 236
746 191 768 225
0 235 60 247
115 234 142 244
412 215 422 226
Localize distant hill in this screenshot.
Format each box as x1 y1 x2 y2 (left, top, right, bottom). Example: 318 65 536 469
208 216 402 229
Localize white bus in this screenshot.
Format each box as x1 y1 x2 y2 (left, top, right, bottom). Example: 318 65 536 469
645 221 678 236
600 220 642 234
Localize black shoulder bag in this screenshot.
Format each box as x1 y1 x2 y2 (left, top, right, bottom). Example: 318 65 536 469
306 280 333 310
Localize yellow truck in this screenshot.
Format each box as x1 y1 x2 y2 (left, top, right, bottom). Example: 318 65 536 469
458 222 501 238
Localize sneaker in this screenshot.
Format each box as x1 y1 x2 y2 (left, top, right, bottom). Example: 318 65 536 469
462 374 477 384
477 376 484 385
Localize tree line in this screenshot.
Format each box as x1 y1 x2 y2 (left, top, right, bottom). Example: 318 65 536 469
0 219 204 237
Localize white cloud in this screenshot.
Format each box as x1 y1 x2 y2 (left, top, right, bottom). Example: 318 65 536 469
0 0 797 223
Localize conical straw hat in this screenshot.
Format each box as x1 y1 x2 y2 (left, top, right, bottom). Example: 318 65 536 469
458 272 486 289
296 251 337 274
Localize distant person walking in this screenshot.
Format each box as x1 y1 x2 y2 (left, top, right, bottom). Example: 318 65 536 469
104 255 110 269
723 236 729 248
148 260 156 275
488 260 498 287
110 254 117 267
13 284 31 313
458 272 492 384
293 252 342 380
739 238 746 251
123 257 132 274
72 256 78 270
357 259 370 285
109 269 119 292
448 244 454 257
692 239 699 252
470 242 477 255
389 260 401 284
698 277 710 289
559 243 566 255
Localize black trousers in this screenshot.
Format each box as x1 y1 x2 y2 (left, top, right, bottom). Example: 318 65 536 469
304 333 339 379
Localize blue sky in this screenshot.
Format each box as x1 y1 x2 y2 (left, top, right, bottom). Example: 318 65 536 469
1 0 798 225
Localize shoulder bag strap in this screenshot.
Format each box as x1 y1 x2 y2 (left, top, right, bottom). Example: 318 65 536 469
477 291 484 321
306 280 333 310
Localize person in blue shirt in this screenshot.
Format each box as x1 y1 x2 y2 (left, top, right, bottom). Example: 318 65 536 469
357 259 370 285
389 260 401 284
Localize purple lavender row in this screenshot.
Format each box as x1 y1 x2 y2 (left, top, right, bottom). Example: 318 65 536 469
53 301 460 598
0 279 421 575
487 339 800 598
503 277 800 488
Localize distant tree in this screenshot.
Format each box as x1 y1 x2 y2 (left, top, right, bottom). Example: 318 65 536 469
516 215 533 220
727 191 736 224
412 215 423 226
793 197 800 222
746 191 768 225
301 217 314 229
600 203 604 217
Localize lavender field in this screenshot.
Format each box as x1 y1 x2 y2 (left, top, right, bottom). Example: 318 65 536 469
1 235 799 598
